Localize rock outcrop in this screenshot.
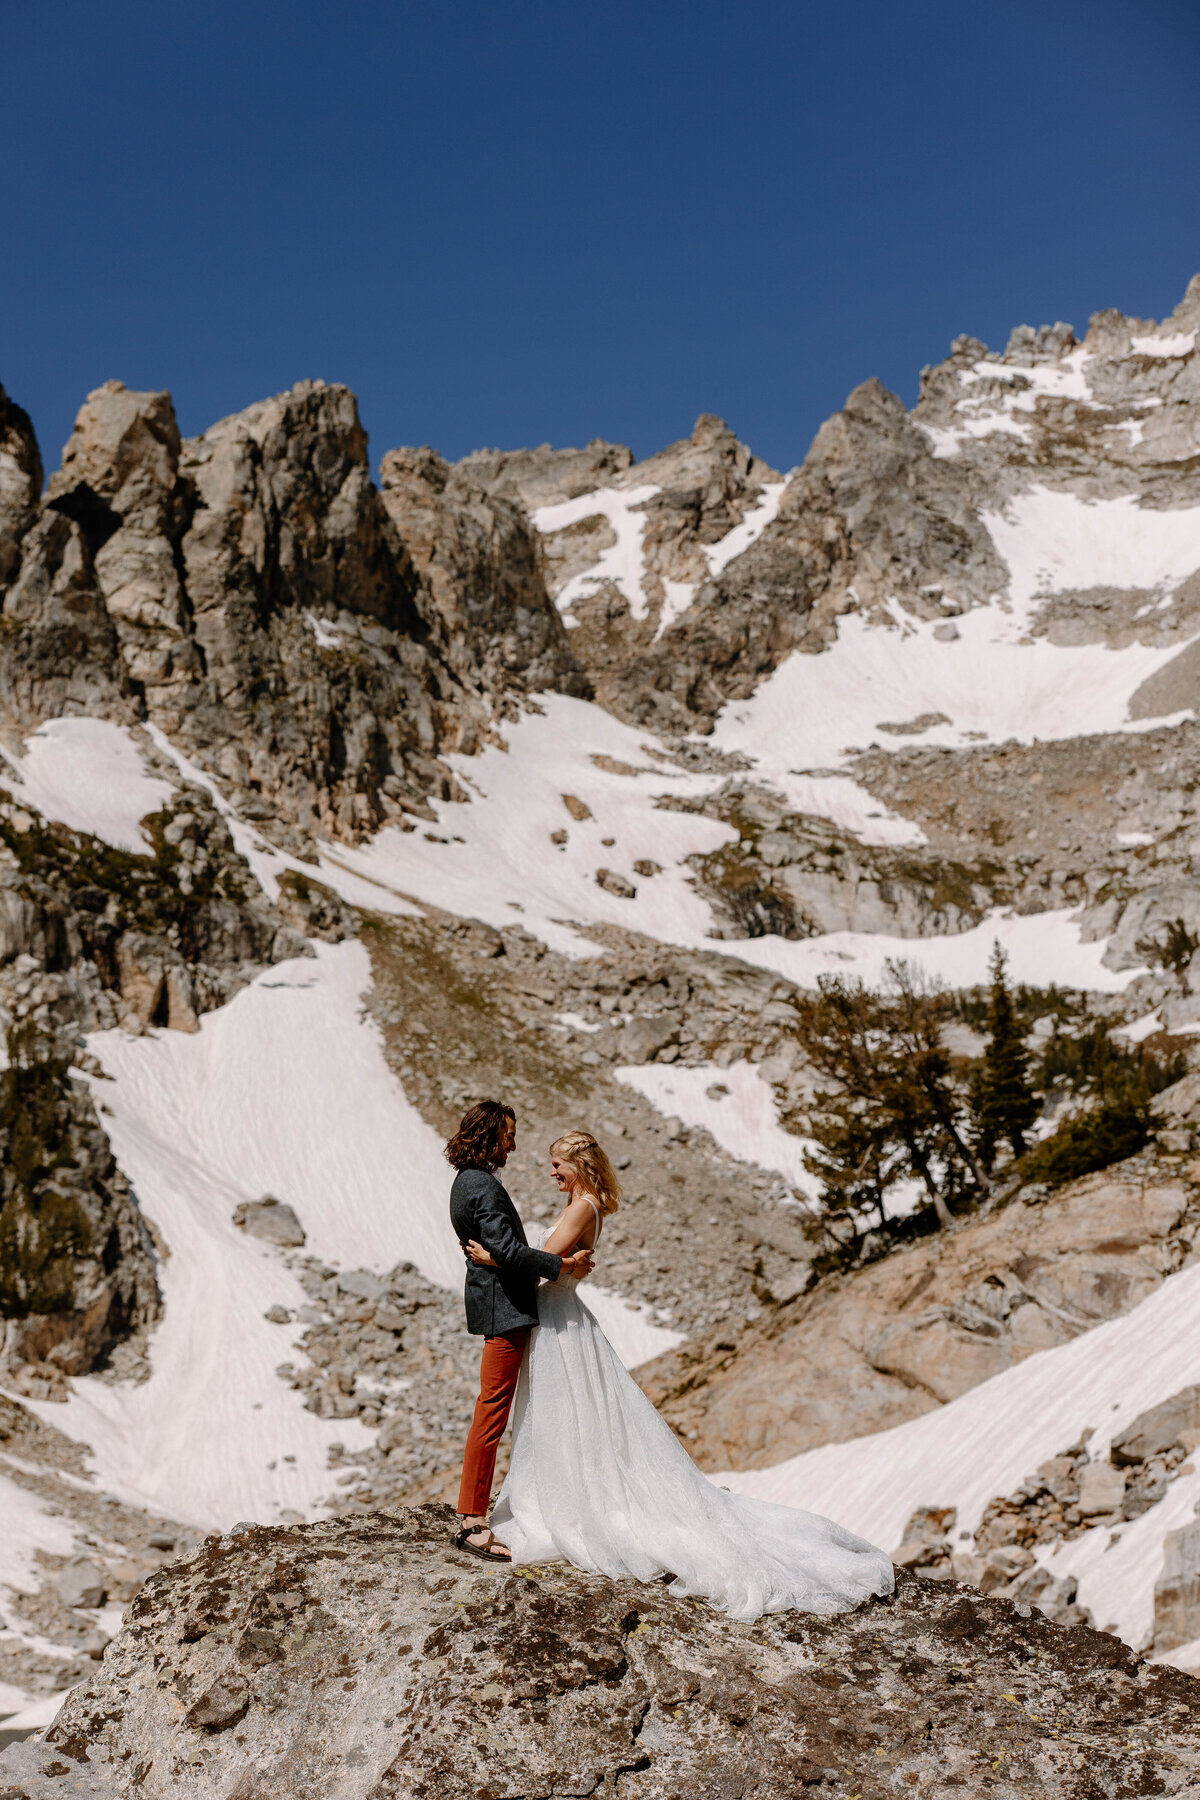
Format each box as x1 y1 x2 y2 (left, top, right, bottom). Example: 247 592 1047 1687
0 379 586 851
640 1160 1199 1470
0 1030 159 1398
3 1507 1198 1799
0 773 319 1389
378 445 587 708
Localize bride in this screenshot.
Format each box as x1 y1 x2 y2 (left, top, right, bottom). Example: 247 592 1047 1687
465 1129 894 1622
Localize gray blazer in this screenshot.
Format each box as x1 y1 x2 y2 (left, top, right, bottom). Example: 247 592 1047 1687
449 1166 562 1336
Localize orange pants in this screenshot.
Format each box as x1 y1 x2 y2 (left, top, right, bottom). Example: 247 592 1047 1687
457 1328 529 1517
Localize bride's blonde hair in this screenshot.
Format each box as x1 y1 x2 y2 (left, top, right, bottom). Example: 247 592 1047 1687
550 1130 621 1214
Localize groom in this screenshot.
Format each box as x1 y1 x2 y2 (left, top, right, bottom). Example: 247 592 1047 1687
446 1099 593 1560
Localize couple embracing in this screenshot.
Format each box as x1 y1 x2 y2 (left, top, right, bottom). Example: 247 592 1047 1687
447 1099 894 1622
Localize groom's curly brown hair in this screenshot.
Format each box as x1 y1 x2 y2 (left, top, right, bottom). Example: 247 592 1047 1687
444 1100 516 1173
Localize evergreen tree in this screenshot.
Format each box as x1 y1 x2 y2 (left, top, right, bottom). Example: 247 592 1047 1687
970 943 1038 1170
795 964 982 1232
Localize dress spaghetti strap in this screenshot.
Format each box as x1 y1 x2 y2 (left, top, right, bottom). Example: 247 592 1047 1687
582 1196 602 1248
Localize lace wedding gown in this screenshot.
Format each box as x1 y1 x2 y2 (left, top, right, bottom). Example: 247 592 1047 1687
490 1205 894 1622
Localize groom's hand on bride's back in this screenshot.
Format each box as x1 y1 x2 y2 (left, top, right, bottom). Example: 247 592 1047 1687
562 1248 594 1279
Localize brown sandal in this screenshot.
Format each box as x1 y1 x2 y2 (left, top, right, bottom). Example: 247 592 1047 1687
453 1525 512 1563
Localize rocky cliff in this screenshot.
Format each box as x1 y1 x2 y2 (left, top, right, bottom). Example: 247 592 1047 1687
0 378 584 852
3 1508 1198 1800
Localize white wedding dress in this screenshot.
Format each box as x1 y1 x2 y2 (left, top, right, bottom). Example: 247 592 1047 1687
490 1204 895 1622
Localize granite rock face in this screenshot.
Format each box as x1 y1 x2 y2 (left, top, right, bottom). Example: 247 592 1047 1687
378 445 587 711
0 386 43 591
0 379 586 851
0 1032 160 1398
2 1507 1198 1800
640 1163 1198 1471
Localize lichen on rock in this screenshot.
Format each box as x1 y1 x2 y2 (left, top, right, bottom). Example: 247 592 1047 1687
1 1507 1197 1799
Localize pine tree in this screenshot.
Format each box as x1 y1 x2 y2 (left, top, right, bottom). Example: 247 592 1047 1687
971 943 1038 1170
794 964 982 1232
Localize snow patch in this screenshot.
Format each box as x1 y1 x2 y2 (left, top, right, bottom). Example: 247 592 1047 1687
580 1289 683 1366
615 1059 817 1197
961 347 1093 405
1132 332 1195 359
0 1469 79 1604
532 485 661 622
0 1687 73 1732
921 414 1032 459
0 719 174 855
705 482 789 579
304 611 343 648
1113 1008 1162 1044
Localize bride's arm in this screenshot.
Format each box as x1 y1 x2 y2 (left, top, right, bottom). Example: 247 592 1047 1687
465 1195 596 1270
542 1196 597 1259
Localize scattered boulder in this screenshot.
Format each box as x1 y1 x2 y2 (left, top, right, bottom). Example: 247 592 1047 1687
892 1504 957 1577
1112 1385 1200 1466
1077 1460 1126 1516
231 1198 306 1248
53 1557 107 1611
618 1014 677 1063
595 866 636 899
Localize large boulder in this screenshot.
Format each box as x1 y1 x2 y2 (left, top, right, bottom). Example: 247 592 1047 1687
1112 1386 1200 1466
232 1197 305 1248
640 1166 1193 1471
2 1507 1197 1799
1155 1519 1200 1654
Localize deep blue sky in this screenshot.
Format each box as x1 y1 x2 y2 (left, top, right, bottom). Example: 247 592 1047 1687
3 1 1198 478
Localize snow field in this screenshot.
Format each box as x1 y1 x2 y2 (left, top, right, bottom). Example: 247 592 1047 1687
324 693 734 959
20 943 678 1536
984 488 1200 624
720 1256 1200 1652
326 694 1135 995
711 485 1200 800
0 719 175 854
615 1059 817 1197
